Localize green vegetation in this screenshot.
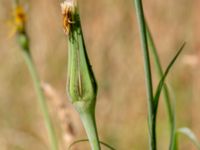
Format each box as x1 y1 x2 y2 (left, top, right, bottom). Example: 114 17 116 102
0 0 199 150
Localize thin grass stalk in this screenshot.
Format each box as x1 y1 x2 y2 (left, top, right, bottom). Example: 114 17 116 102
21 48 59 150
13 1 59 149
145 23 176 150
133 0 156 149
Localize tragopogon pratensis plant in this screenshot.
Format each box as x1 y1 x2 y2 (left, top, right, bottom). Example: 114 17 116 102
12 1 58 150
60 0 101 149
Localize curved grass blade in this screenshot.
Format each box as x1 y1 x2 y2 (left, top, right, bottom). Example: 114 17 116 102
145 22 176 150
174 127 200 150
153 42 186 114
68 139 116 150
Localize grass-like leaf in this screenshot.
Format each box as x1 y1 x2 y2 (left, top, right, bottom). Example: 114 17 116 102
146 22 176 150
153 42 186 114
68 139 116 150
134 0 156 149
174 127 200 150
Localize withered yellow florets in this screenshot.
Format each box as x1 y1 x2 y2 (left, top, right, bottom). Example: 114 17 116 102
13 5 26 33
61 0 77 34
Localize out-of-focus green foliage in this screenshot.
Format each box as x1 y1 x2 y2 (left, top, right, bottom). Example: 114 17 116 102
0 0 199 149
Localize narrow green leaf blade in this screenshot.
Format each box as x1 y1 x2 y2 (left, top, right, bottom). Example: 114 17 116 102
154 42 186 114
176 127 200 150
146 21 176 150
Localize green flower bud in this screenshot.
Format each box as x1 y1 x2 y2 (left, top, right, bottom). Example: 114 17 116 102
17 33 29 51
61 0 97 113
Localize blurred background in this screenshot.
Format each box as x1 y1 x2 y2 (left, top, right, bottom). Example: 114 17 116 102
0 0 199 149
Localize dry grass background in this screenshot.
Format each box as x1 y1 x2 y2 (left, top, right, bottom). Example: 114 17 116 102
0 0 199 149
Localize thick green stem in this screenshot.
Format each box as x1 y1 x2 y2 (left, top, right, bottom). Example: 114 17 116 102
21 49 59 150
80 111 101 150
134 0 156 149
146 24 176 150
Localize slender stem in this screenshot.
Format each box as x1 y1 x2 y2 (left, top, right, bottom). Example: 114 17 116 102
14 0 58 149
80 111 101 150
69 139 115 150
22 50 59 150
134 0 156 149
146 24 176 150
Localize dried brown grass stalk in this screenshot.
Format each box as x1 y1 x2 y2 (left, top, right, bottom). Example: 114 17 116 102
42 82 77 149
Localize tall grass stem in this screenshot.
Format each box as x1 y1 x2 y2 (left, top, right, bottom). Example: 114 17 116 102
134 0 156 149
22 49 59 150
14 0 58 149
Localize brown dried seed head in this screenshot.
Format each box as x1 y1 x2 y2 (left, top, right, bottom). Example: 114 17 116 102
61 0 76 34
